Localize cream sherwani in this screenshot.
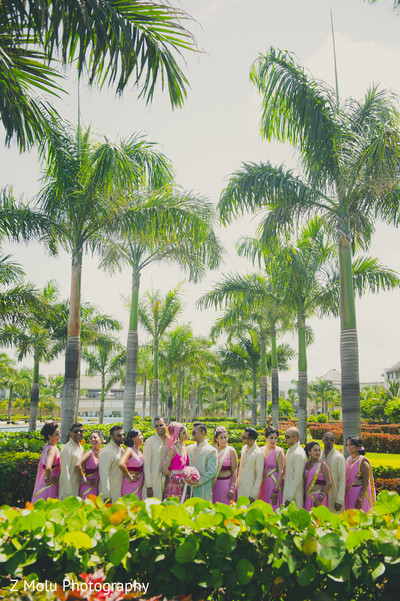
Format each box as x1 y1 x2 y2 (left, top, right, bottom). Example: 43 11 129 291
59 439 83 500
187 440 217 501
143 434 172 499
237 443 264 501
321 447 346 512
282 441 307 508
98 440 124 503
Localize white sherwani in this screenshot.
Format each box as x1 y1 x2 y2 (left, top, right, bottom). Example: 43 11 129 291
237 443 264 501
59 439 83 500
321 447 346 512
143 434 172 499
98 440 124 503
282 441 307 508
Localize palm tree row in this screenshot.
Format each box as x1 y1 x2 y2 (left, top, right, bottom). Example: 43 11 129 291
217 47 400 445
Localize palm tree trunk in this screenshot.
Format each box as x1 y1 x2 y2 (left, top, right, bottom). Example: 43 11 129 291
259 336 267 427
124 269 140 431
151 342 159 420
99 372 105 424
167 367 173 422
237 399 240 423
177 370 182 421
270 328 279 430
190 386 196 421
28 359 40 431
142 377 147 418
251 369 258 425
339 229 361 453
298 312 308 444
61 253 81 442
241 401 245 423
7 384 14 423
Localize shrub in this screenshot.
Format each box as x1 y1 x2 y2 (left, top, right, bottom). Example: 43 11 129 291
0 451 39 506
1 492 400 601
385 398 400 423
308 414 317 422
330 410 341 421
316 413 328 423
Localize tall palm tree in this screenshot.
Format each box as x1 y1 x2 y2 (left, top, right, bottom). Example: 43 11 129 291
36 121 175 441
100 189 222 431
198 272 292 427
218 332 261 424
1 0 197 149
82 334 125 424
138 286 184 419
242 218 399 441
219 47 400 444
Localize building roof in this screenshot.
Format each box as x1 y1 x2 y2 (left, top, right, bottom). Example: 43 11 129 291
386 361 400 374
320 369 341 385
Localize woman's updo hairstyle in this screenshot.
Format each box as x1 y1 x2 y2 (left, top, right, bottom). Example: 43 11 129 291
264 426 279 438
346 436 366 455
125 429 140 447
304 441 320 458
40 421 59 441
213 425 228 444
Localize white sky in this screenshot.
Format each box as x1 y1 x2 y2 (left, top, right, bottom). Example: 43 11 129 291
1 0 400 385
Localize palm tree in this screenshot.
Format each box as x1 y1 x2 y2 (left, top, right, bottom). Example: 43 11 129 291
36 121 176 441
1 0 197 149
0 353 19 422
0 281 63 430
160 324 193 422
137 345 153 418
198 272 292 427
82 334 124 424
138 286 184 419
219 48 400 444
308 378 339 416
218 332 261 424
101 188 222 432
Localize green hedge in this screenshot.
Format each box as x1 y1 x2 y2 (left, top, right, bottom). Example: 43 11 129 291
1 492 400 600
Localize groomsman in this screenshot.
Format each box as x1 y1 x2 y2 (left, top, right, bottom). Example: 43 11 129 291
59 423 84 500
236 427 264 503
143 416 172 499
98 425 125 503
321 431 346 513
282 427 307 508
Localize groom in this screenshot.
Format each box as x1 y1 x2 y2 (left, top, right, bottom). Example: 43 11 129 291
187 422 217 502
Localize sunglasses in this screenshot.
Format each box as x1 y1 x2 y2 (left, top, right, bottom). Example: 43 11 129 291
324 437 334 441
285 434 294 439
72 429 84 434
155 424 165 429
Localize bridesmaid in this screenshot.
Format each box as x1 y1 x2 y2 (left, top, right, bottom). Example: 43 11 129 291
75 430 104 499
259 426 284 509
212 426 238 504
162 422 189 501
345 436 375 511
119 429 144 499
303 441 332 510
31 421 61 503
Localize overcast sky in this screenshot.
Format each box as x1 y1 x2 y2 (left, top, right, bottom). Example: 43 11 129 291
1 0 400 385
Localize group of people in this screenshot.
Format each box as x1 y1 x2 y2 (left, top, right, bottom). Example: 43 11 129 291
31 418 375 512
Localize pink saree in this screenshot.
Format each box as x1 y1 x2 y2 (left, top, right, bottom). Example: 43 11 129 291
259 448 282 510
31 443 60 503
303 461 329 511
79 451 99 499
212 447 232 504
121 450 144 499
163 447 189 501
345 456 375 511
